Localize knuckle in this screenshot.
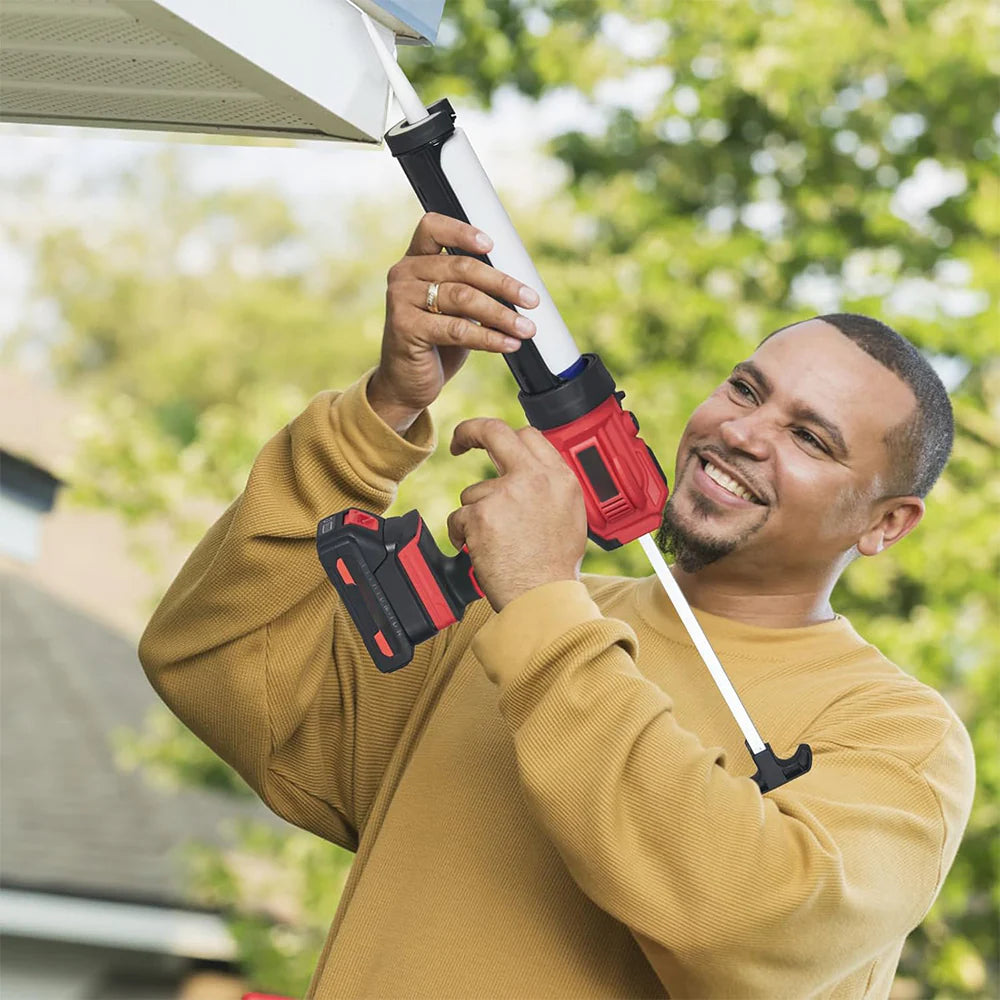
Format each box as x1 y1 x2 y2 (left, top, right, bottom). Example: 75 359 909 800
454 255 474 278
502 274 522 301
495 301 516 327
452 283 474 309
445 316 466 343
385 288 404 318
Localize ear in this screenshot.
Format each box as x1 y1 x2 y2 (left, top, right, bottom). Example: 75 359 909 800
856 496 925 557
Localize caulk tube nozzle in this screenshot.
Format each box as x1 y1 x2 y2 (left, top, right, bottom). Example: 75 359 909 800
359 9 428 124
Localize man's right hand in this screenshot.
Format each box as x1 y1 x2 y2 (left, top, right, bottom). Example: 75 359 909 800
368 212 540 421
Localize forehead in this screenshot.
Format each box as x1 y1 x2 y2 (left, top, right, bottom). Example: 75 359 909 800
747 320 918 444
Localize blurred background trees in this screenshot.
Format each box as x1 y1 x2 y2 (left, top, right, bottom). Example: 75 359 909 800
3 0 996 995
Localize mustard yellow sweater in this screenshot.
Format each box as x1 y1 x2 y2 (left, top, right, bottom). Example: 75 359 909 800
139 366 976 1000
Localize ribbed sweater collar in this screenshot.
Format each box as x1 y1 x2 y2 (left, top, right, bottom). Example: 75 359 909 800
632 572 869 670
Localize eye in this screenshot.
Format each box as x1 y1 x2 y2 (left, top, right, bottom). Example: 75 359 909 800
794 427 829 453
728 377 757 403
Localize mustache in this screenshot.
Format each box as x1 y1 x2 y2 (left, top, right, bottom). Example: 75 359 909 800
693 445 770 505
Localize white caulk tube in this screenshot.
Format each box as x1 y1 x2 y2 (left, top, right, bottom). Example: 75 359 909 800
386 104 585 387
436 131 582 379
360 11 583 390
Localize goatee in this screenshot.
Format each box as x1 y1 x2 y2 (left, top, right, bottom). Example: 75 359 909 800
655 493 740 573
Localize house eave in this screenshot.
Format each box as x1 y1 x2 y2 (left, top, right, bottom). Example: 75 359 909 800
0 887 236 960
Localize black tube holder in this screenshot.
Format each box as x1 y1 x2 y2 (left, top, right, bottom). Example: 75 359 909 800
746 741 812 793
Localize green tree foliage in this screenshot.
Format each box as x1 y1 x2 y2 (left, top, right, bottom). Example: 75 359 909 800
3 0 996 995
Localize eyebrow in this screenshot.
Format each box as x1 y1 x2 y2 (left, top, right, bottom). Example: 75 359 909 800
732 361 850 458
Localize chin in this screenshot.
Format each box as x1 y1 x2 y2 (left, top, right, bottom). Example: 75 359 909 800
657 488 770 572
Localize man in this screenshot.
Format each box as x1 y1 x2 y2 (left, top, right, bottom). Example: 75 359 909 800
139 213 975 999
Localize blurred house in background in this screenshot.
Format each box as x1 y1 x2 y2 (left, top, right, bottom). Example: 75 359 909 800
0 365 283 1000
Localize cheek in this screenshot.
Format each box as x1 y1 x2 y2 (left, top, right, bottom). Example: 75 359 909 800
674 398 726 465
824 481 875 531
673 418 698 479
777 456 867 539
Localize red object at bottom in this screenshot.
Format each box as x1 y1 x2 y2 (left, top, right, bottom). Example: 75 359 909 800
242 994 295 1000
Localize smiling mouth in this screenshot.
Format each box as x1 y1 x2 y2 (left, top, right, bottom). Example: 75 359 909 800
699 457 765 505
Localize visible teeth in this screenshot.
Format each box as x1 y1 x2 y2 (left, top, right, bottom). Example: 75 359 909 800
704 461 756 502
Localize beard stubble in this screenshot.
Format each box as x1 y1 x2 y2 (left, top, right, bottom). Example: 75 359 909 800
656 486 769 573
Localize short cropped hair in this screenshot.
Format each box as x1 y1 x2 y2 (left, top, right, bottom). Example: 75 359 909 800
761 313 954 498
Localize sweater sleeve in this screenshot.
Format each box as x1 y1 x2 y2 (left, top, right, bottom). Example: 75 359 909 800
138 365 442 852
471 580 976 999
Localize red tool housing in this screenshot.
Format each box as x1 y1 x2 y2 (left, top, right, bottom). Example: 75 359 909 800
519 353 669 550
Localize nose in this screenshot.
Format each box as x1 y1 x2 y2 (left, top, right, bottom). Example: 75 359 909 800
719 410 771 460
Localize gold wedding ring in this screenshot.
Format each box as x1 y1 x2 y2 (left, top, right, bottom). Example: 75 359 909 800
426 281 442 314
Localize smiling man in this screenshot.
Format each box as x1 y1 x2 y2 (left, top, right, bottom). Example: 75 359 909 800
139 214 976 999
657 314 944 627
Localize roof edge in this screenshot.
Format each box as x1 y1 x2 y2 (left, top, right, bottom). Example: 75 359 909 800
0 886 236 960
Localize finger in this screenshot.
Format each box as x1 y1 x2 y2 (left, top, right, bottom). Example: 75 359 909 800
413 254 540 312
435 282 536 340
450 417 527 474
514 425 568 470
401 295 526 355
458 479 497 507
452 419 567 475
446 506 469 551
406 212 493 258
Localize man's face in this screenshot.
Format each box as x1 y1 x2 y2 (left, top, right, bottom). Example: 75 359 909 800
657 319 918 581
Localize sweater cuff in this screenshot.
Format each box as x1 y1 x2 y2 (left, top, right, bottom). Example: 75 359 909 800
471 579 608 688
329 365 437 489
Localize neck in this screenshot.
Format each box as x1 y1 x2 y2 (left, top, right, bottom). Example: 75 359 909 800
669 561 840 628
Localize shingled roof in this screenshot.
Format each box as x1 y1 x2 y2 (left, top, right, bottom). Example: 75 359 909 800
1 568 286 909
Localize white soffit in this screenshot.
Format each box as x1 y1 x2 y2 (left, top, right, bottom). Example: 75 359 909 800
0 0 410 142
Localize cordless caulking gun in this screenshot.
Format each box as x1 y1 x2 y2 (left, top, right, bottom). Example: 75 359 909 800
315 14 811 794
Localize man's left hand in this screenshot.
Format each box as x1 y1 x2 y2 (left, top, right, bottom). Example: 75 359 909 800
447 417 588 613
